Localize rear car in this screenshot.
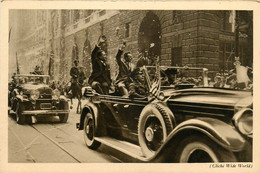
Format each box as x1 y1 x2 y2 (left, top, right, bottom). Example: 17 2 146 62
8 74 69 124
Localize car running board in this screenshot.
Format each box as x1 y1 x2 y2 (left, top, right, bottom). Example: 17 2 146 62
95 137 149 162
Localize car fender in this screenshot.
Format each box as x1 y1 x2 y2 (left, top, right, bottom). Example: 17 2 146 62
148 117 246 162
59 95 69 102
16 95 29 102
78 99 98 130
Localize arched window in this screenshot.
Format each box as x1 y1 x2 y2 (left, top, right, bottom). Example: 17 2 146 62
138 11 161 57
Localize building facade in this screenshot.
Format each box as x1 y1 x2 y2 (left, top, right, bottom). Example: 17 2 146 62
10 10 253 81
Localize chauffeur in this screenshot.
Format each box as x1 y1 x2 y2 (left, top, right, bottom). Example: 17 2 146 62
128 68 147 98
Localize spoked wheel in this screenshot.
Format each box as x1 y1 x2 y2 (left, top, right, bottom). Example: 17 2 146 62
83 113 101 150
138 104 174 158
143 115 165 152
176 135 237 162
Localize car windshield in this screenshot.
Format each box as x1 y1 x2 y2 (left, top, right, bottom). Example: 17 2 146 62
15 75 50 85
145 66 207 90
145 65 253 91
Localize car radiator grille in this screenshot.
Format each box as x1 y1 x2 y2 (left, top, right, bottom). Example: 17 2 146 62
39 94 52 99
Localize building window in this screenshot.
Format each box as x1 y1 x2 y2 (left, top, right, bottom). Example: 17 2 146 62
171 47 182 66
66 10 71 25
73 10 80 23
125 22 130 38
219 42 234 73
84 10 93 18
221 11 232 31
99 10 106 17
100 23 104 34
85 18 90 23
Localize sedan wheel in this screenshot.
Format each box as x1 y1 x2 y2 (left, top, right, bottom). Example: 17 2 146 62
16 102 25 125
138 104 174 158
176 135 236 162
83 113 101 149
59 113 69 123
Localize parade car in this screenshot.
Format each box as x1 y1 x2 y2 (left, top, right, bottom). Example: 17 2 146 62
8 74 69 124
76 66 252 162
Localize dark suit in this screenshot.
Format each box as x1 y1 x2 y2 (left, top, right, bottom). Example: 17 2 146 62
116 50 134 82
70 66 79 79
129 81 147 98
88 45 111 94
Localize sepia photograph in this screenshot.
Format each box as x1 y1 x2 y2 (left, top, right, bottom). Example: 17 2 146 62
1 1 260 173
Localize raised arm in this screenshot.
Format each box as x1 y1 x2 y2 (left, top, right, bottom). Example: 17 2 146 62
116 42 126 66
91 36 106 61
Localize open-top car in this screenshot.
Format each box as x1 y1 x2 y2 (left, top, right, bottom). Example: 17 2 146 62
8 74 69 124
76 65 252 162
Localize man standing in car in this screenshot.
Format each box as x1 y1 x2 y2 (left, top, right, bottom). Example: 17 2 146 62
115 41 135 96
88 36 111 94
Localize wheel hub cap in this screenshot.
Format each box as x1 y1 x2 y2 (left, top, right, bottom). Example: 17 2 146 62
145 127 154 142
86 125 90 134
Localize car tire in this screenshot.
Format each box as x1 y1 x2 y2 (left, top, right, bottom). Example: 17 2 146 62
59 113 69 123
26 116 32 124
83 113 101 150
175 135 237 162
138 103 174 158
16 102 25 125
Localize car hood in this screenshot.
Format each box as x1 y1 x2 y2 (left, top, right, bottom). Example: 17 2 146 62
21 83 52 95
164 87 252 108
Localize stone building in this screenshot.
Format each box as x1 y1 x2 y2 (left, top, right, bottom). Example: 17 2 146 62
10 10 253 81
9 10 50 75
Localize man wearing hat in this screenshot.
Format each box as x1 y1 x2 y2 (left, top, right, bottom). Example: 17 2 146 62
68 59 80 95
70 59 80 83
32 65 43 75
128 68 147 99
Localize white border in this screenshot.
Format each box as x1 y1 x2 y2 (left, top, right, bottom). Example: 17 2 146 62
1 1 260 173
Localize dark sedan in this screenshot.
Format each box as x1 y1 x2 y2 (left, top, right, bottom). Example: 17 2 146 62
9 74 69 124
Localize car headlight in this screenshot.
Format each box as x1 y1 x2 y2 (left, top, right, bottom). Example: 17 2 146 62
52 89 61 100
232 108 253 137
30 90 40 100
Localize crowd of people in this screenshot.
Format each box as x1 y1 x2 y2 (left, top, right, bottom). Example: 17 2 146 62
43 35 255 97
209 67 253 90
9 35 253 99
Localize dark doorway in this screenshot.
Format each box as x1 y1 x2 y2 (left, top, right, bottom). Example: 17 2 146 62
138 11 161 56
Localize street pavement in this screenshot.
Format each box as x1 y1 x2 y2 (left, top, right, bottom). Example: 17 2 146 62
8 99 122 163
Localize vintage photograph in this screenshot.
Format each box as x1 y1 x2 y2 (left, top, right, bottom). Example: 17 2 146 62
7 9 253 164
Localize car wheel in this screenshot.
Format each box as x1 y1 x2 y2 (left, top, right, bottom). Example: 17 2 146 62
26 116 32 124
59 113 69 123
83 113 101 149
176 135 237 162
16 102 25 125
138 103 174 158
